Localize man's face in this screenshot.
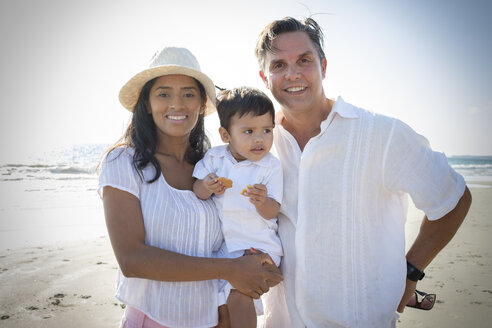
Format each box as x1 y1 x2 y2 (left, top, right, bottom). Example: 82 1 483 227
260 31 327 114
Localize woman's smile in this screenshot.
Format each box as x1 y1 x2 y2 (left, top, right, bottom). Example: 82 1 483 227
166 113 188 121
148 74 205 138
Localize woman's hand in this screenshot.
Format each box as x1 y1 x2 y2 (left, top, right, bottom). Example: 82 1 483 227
225 253 283 299
244 248 279 288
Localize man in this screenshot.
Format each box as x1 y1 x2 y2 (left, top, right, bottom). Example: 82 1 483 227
255 17 472 327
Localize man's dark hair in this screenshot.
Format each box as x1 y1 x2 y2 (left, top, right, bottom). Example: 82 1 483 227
216 87 275 131
255 16 325 70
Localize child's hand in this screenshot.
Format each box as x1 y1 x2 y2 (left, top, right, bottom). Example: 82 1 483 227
215 304 231 328
204 173 226 195
242 184 280 219
242 184 268 207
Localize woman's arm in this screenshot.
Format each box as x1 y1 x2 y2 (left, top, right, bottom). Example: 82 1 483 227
103 186 282 298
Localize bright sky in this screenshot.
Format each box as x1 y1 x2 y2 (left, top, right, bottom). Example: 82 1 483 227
1 0 491 158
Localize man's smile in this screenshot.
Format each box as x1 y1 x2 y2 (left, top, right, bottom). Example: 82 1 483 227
285 86 307 93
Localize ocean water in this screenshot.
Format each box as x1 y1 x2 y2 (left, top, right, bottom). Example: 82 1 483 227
0 144 107 184
0 144 110 249
447 156 492 186
1 144 489 189
0 144 490 249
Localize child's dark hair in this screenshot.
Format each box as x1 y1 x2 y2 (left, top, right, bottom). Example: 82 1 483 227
216 86 275 131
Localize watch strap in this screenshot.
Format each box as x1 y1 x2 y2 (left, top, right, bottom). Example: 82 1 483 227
407 260 425 281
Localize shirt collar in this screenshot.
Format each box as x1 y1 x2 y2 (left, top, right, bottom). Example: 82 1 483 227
330 96 359 119
275 96 359 138
275 96 359 126
216 145 272 168
319 96 359 132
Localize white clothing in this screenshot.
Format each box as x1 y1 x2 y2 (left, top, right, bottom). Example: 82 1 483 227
216 242 281 315
216 242 281 303
99 147 223 328
217 243 281 267
193 145 283 258
262 97 466 328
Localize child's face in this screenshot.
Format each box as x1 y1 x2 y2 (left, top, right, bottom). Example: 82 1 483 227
219 112 274 162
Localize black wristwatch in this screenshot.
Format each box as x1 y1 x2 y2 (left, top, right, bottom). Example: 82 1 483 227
406 260 425 281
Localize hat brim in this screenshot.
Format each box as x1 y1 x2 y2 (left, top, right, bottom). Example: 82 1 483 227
119 66 216 115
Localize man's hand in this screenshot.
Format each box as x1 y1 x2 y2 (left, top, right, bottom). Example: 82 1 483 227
226 253 282 299
400 187 471 312
244 247 278 287
406 188 471 271
397 279 417 313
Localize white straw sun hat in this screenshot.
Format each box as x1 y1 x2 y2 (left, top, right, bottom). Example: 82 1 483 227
119 47 216 115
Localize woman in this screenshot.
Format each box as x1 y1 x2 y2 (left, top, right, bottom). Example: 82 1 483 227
99 47 282 328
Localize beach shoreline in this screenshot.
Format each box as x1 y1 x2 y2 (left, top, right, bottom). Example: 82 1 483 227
1 185 491 327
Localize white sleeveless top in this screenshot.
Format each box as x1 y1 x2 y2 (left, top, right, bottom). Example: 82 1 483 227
99 147 223 328
193 145 283 257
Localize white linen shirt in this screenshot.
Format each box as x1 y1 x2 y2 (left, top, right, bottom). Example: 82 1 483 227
193 145 283 257
262 97 466 328
99 147 223 328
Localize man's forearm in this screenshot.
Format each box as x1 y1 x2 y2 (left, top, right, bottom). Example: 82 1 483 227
406 186 472 271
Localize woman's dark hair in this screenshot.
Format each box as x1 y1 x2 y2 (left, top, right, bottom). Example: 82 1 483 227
107 76 210 183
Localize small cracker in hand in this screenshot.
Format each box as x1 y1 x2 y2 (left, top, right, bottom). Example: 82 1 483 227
218 177 233 189
241 185 253 196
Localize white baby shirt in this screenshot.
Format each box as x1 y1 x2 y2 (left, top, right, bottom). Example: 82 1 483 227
193 145 283 257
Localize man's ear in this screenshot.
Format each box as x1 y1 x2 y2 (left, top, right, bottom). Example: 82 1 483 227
321 58 327 79
259 70 270 90
218 126 230 143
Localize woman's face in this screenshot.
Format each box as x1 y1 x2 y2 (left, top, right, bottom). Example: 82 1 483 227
148 74 206 140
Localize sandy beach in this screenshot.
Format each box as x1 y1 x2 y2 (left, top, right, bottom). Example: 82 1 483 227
397 185 492 327
0 185 491 327
0 237 122 327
